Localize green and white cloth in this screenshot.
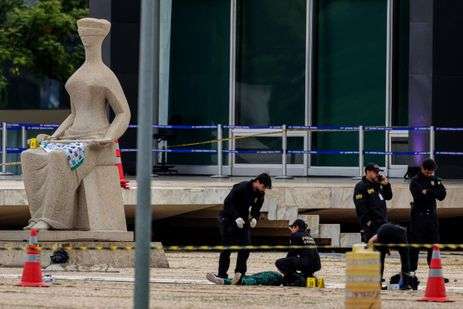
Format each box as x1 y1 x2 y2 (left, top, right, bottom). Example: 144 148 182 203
41 141 87 170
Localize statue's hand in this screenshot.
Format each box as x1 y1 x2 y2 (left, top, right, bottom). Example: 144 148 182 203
36 134 51 143
89 138 114 149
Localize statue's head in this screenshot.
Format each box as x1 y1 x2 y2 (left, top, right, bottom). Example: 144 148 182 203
77 18 110 47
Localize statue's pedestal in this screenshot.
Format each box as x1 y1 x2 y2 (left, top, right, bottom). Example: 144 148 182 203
0 231 169 269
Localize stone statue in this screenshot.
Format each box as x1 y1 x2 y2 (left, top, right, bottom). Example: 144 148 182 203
21 18 131 231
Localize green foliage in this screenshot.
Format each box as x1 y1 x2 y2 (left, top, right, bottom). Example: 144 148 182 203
0 0 88 91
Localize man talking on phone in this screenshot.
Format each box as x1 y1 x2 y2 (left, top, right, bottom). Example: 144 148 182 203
353 163 393 282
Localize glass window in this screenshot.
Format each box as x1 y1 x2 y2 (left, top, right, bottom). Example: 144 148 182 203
235 0 306 126
313 0 387 167
234 0 306 164
168 0 230 165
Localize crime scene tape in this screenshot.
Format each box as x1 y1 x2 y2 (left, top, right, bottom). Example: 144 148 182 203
1 243 463 252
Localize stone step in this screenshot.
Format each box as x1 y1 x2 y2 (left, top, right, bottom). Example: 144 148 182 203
340 233 362 248
319 224 340 247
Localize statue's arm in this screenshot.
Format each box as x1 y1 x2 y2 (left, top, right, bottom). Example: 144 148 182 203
104 77 131 141
50 103 76 140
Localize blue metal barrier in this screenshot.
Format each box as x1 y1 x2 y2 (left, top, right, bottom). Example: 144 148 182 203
3 122 463 177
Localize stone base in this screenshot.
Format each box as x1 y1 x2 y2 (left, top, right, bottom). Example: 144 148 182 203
0 241 169 268
0 230 134 242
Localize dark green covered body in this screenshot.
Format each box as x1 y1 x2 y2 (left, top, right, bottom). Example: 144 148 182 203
224 271 283 286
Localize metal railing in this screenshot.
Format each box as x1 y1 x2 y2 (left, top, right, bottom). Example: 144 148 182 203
2 122 462 177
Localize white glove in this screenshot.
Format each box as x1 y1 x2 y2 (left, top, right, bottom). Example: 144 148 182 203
235 217 245 229
250 218 257 228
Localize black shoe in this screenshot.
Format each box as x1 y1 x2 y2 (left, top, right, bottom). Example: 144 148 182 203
400 274 419 291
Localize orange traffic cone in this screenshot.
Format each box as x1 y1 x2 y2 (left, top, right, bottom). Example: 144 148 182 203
419 244 451 302
115 141 130 189
19 229 48 287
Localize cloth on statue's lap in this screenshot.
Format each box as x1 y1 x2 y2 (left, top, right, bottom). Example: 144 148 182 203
40 141 87 170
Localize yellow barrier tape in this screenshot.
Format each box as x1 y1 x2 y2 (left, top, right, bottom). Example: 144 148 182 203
165 130 283 149
0 161 21 167
0 130 282 167
0 243 462 252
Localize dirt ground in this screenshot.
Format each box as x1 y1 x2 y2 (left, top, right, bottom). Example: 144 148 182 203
0 251 462 308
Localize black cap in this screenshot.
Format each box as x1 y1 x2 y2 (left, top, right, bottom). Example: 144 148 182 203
254 173 272 189
422 158 437 171
365 163 383 173
289 219 307 231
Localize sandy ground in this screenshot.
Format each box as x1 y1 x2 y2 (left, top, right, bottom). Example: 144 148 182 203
0 252 462 308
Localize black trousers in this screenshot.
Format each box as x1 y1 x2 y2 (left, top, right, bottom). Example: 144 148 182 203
275 257 307 287
362 228 410 278
275 256 316 276
218 218 251 278
409 213 439 272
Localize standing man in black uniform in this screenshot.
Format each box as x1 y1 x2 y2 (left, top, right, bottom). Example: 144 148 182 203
353 163 393 278
409 158 446 272
207 173 272 284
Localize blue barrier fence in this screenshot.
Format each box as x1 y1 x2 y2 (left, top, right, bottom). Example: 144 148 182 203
2 122 463 176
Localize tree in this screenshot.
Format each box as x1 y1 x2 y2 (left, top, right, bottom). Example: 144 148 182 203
0 0 88 91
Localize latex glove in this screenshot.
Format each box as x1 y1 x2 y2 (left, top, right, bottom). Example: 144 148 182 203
250 218 257 228
235 217 245 229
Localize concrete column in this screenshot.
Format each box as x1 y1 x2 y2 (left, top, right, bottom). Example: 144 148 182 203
408 0 434 166
159 0 172 125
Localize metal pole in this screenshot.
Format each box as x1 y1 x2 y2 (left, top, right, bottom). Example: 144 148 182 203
358 126 364 178
305 0 314 177
152 138 159 178
228 0 237 176
385 0 394 176
21 126 26 149
385 129 390 177
429 126 435 159
212 124 227 178
20 126 27 175
1 122 6 174
134 0 158 308
230 129 234 177
276 125 293 179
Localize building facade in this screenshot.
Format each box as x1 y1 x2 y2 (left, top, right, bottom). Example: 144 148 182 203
3 0 463 178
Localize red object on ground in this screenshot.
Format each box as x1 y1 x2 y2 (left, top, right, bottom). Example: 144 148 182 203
115 141 130 189
419 244 451 302
19 229 48 287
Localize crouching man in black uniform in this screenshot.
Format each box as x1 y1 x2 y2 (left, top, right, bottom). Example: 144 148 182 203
275 219 321 287
409 158 446 272
368 223 418 290
353 163 393 279
207 173 272 284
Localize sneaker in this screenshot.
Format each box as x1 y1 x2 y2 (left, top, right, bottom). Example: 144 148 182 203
231 272 242 285
206 273 224 285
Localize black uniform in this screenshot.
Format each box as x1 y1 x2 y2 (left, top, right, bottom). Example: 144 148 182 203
409 172 446 271
353 176 393 242
275 229 321 286
218 180 264 278
353 176 392 279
